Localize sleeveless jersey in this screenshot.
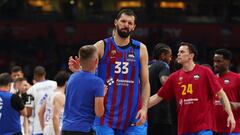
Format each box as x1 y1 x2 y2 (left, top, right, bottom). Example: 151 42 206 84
0 91 21 134
95 37 142 130
27 80 57 134
44 91 64 127
43 91 64 135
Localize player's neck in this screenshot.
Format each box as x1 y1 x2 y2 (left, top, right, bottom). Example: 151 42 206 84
182 61 195 72
0 86 10 91
219 69 230 76
35 77 45 82
81 68 95 74
56 86 65 94
114 34 130 47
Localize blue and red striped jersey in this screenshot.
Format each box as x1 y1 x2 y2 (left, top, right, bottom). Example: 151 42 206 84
94 37 142 130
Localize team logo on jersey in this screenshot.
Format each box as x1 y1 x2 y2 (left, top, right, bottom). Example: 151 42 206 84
110 50 117 59
107 78 114 86
193 74 200 80
179 77 183 81
224 79 230 84
111 50 116 56
127 52 135 62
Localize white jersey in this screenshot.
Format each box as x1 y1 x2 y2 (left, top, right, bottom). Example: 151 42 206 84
43 91 64 135
27 80 57 134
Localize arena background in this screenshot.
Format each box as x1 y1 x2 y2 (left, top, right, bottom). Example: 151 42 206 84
0 0 240 82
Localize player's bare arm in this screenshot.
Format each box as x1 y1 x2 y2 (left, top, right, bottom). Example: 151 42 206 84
53 93 65 135
93 40 105 59
95 97 105 117
68 40 104 72
23 116 29 135
95 82 107 117
148 94 163 108
135 43 150 126
217 89 236 132
20 107 28 117
230 102 240 110
38 101 46 130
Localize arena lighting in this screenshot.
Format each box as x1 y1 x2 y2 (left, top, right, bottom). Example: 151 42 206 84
160 1 185 9
117 1 142 9
28 0 50 7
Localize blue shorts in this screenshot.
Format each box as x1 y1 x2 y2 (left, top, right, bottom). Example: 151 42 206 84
94 122 148 135
214 133 240 135
182 130 213 135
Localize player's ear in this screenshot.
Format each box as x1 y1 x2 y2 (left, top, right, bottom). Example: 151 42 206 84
132 24 136 31
190 53 194 59
114 19 117 27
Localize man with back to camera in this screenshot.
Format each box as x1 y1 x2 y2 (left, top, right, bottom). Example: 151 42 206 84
38 70 70 135
26 66 57 135
68 9 150 135
62 45 106 135
149 42 236 135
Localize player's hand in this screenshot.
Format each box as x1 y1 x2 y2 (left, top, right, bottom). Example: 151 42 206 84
227 114 236 132
104 85 108 96
135 107 147 126
68 56 81 72
230 102 239 110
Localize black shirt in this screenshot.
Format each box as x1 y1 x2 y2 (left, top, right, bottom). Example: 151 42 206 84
11 94 25 112
148 60 172 124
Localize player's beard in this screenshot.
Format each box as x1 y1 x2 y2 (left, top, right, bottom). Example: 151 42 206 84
116 26 132 38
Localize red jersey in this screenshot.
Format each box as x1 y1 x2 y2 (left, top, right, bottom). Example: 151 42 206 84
158 64 222 135
214 72 240 133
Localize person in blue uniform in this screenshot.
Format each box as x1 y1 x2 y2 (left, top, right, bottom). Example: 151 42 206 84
0 73 27 135
62 45 106 135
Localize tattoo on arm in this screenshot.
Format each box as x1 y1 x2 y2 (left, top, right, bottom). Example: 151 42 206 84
220 97 225 108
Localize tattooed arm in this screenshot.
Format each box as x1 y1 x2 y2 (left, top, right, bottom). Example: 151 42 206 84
217 89 236 132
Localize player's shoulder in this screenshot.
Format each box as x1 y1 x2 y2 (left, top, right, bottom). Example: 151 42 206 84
45 80 57 84
131 39 144 49
54 92 65 101
167 70 180 80
94 76 104 84
197 64 213 73
150 61 169 69
228 71 240 78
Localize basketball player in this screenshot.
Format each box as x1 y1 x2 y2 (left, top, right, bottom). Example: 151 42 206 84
26 66 57 135
149 42 235 135
213 49 240 135
68 9 150 135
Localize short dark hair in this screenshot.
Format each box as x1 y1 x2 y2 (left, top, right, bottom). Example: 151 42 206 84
11 65 23 73
116 9 137 23
213 48 232 60
14 77 26 84
178 42 198 61
34 66 46 77
153 43 171 60
54 71 70 87
0 73 12 87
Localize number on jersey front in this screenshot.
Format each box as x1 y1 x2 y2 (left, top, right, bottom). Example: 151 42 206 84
115 61 129 74
181 84 193 95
